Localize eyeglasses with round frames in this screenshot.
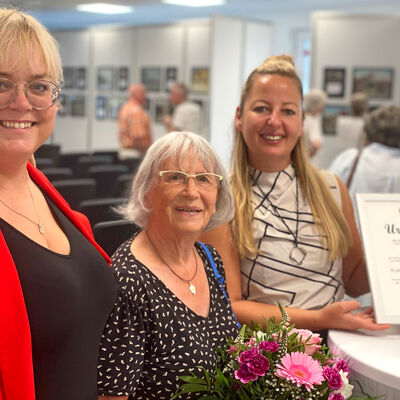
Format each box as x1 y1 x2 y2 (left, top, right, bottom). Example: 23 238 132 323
0 77 60 110
158 170 223 190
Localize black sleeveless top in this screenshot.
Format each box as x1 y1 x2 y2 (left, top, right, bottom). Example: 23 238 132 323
0 194 116 400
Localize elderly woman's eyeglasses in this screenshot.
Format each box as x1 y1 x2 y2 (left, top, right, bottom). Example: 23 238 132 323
159 170 223 190
0 77 60 110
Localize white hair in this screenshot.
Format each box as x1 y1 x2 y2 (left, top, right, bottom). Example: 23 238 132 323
119 131 234 231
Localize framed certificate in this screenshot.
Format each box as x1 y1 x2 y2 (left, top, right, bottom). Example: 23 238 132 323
356 193 400 324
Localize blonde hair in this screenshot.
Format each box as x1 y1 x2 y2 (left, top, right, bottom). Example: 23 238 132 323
232 54 351 261
0 8 63 84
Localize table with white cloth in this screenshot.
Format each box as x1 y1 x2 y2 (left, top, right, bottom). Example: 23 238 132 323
328 325 400 400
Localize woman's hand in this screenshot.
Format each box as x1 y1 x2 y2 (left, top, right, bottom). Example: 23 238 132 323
316 300 391 331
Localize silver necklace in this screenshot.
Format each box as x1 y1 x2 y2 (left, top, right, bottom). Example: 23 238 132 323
0 180 45 234
145 230 198 295
270 175 306 265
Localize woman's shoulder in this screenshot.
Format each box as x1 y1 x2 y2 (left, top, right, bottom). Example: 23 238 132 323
110 238 148 288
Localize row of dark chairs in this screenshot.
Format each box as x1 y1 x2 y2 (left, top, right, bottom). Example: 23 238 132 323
35 144 141 256
92 219 140 256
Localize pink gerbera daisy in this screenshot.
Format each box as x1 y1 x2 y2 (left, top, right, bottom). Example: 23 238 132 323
275 351 324 392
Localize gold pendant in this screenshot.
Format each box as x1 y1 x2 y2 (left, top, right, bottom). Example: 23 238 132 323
189 282 196 295
289 246 306 265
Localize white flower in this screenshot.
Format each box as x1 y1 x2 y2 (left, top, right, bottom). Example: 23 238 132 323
334 371 353 399
255 330 267 341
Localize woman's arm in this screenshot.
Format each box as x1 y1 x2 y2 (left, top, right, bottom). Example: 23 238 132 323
200 224 389 331
335 176 370 297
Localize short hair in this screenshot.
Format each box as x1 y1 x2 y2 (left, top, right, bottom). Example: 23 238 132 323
351 92 368 116
0 8 63 84
364 105 400 149
172 82 188 98
120 131 234 230
304 89 326 114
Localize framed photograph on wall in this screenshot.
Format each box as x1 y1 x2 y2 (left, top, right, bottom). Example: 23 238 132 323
108 96 126 119
116 67 129 91
191 67 209 93
165 66 178 92
69 95 86 117
96 96 108 120
97 67 114 91
74 67 86 90
62 67 74 89
322 104 349 135
352 67 394 99
323 68 345 98
141 67 161 92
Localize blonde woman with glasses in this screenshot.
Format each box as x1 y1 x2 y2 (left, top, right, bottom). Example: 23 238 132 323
0 9 116 400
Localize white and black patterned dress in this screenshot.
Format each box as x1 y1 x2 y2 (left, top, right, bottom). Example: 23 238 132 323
97 236 239 399
241 164 345 310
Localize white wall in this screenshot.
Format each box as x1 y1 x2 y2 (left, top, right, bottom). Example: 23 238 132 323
210 16 273 167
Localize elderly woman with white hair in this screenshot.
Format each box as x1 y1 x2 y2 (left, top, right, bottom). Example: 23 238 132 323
97 131 239 399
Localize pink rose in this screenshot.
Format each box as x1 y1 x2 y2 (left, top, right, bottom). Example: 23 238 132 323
290 328 322 355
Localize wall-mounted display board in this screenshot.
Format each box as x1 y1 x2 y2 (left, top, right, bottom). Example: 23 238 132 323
352 67 394 99
323 68 345 98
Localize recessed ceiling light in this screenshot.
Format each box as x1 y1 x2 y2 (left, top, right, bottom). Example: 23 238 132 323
76 3 134 14
162 0 226 7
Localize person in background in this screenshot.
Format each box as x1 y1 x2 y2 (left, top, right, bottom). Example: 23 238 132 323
163 82 204 137
336 92 368 151
97 131 238 399
201 55 390 336
303 88 326 157
0 8 116 400
330 105 400 202
118 83 152 159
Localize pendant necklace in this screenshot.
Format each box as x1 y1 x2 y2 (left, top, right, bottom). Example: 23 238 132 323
0 179 45 234
145 230 198 295
270 175 306 265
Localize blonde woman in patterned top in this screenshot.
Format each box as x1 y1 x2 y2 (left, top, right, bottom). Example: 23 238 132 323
201 55 390 333
98 132 238 399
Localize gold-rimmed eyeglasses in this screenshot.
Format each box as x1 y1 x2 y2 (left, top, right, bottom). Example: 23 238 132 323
0 77 60 110
158 170 223 190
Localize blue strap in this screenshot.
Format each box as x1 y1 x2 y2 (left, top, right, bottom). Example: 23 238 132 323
198 242 241 328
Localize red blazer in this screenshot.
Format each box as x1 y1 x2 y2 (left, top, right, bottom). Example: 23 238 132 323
0 163 111 400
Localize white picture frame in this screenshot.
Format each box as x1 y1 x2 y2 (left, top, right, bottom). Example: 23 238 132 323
356 193 400 324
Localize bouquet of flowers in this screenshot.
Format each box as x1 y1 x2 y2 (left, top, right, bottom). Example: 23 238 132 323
172 304 379 400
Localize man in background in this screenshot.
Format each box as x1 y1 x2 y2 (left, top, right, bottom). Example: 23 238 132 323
163 82 204 137
118 83 152 159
